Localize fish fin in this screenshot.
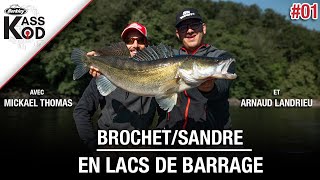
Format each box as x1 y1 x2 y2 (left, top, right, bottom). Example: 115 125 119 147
95 42 130 57
71 48 89 80
96 75 117 96
155 93 178 112
132 43 174 61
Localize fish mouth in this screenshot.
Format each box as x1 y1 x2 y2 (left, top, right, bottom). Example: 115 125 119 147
222 59 234 72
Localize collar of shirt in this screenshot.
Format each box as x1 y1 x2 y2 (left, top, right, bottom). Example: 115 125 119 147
180 43 209 55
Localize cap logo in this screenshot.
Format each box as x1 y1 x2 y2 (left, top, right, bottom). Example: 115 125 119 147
180 10 195 19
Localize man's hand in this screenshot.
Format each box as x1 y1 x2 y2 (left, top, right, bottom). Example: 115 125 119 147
86 51 97 56
87 51 101 77
198 79 215 93
89 66 101 77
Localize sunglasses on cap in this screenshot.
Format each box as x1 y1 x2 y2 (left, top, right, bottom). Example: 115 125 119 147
177 21 203 32
124 37 146 45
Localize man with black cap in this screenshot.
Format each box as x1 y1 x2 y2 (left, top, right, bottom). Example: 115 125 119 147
73 22 157 152
157 8 236 130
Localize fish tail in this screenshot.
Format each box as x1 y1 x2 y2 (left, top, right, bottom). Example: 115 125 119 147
71 48 89 80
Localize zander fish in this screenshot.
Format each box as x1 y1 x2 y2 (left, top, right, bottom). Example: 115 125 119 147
71 42 237 112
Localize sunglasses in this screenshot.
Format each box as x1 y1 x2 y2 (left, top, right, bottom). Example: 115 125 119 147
124 37 146 45
177 21 203 32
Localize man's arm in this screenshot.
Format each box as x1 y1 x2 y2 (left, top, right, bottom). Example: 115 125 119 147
73 79 102 151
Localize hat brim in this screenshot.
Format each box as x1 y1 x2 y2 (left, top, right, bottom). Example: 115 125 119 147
175 17 202 27
121 28 147 40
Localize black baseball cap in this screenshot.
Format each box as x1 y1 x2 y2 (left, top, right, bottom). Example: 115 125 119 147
175 8 203 27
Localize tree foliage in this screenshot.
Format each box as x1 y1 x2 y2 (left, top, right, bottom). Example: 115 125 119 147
4 0 320 99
